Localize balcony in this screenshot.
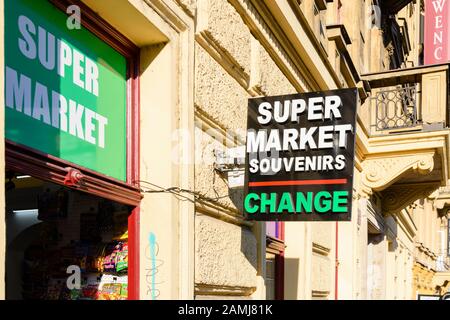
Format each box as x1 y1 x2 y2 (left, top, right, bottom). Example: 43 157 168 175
372 84 418 131
361 64 450 136
358 65 450 211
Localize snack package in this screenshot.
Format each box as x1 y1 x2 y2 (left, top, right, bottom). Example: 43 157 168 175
102 252 117 272
116 243 128 273
102 243 121 272
96 283 122 300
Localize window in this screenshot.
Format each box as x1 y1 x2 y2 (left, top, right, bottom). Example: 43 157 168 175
6 173 131 300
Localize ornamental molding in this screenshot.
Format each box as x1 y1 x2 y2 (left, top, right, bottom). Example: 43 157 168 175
195 284 256 296
195 30 251 93
433 199 450 211
361 151 435 196
381 183 440 215
429 187 450 210
144 0 192 32
311 290 330 298
312 242 331 256
174 0 196 18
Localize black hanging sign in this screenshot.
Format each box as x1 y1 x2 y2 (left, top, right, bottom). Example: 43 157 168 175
244 89 358 221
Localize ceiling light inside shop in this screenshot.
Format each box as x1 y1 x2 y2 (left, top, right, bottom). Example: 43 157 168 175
13 209 38 215
16 175 31 179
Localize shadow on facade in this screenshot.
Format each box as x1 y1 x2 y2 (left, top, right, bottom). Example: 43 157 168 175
229 186 302 299
283 258 300 299
367 211 399 299
228 186 259 271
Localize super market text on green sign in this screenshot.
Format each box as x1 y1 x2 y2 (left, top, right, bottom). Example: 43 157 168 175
4 0 127 181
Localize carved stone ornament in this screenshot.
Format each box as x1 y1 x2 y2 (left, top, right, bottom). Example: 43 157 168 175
361 152 435 196
432 199 450 211
429 186 450 210
382 183 440 214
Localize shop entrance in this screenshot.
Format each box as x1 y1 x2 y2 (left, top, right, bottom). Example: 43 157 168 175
4 0 141 300
6 171 132 300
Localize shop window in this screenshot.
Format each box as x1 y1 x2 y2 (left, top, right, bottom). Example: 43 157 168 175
6 172 131 300
4 0 140 300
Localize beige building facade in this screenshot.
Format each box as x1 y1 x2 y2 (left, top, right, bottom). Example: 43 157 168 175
1 0 450 300
283 0 450 300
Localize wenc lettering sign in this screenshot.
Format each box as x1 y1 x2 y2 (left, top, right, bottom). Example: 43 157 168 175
5 0 127 181
244 89 358 221
424 0 450 64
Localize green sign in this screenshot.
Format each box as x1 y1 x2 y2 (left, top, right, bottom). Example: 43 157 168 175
5 0 127 181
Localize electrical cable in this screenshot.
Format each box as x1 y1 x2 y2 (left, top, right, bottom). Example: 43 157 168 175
137 180 231 204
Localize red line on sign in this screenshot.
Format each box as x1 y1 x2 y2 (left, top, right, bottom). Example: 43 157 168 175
248 179 348 187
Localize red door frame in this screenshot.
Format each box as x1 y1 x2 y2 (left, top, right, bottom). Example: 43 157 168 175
6 0 142 299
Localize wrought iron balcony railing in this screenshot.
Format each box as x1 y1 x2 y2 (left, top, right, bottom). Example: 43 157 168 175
373 84 419 131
